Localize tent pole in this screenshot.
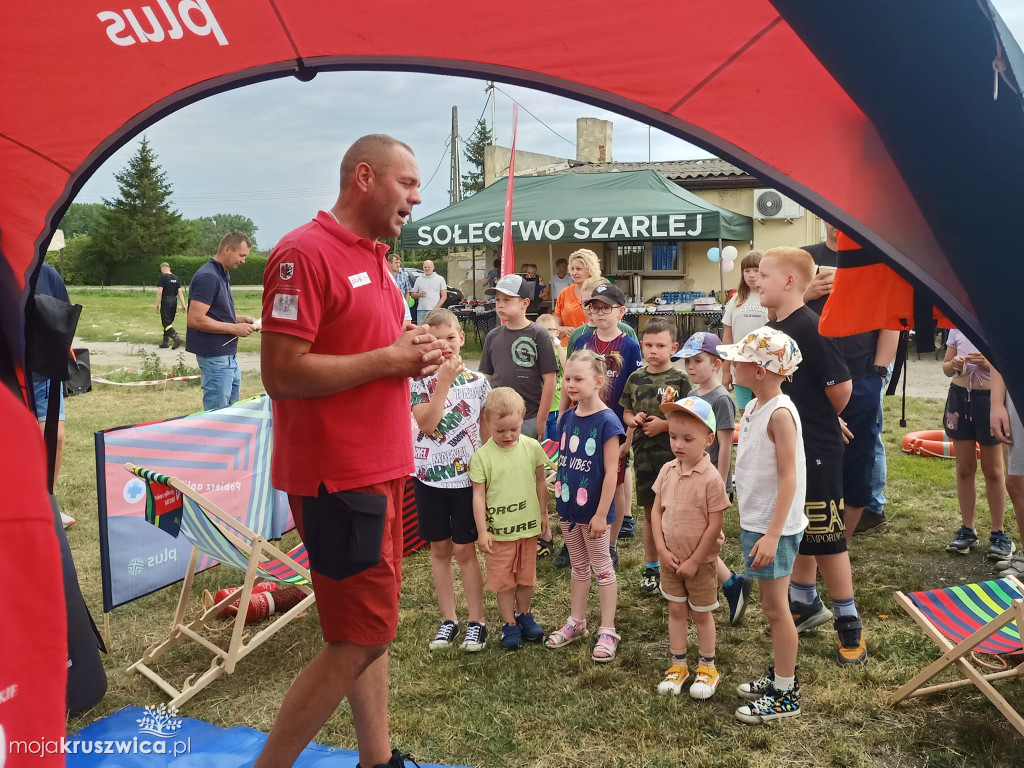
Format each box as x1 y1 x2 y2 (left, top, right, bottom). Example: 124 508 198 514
548 243 554 286
471 246 477 301
718 236 724 302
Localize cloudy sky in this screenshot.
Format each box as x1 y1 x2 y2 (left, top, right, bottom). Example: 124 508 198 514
72 2 1024 249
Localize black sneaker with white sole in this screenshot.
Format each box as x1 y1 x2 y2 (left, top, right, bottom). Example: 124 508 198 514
947 526 978 554
640 566 660 596
723 573 752 626
428 620 459 650
988 531 1014 561
791 596 833 634
460 621 487 652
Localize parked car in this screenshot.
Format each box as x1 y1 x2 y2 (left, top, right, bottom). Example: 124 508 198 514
400 267 464 309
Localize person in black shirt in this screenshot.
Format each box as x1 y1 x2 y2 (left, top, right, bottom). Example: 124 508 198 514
156 262 187 349
802 226 897 536
760 246 867 665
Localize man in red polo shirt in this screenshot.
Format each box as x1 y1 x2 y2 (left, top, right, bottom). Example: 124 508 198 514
256 134 445 768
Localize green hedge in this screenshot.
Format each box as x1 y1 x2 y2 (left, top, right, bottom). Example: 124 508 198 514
45 246 268 286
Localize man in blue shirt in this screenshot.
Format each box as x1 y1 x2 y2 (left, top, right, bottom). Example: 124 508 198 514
186 232 258 410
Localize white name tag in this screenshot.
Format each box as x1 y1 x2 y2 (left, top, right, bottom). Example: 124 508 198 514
349 271 371 288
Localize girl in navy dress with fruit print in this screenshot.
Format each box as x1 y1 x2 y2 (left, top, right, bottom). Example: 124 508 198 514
547 349 626 662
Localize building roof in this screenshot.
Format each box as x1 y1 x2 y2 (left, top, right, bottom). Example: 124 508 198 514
519 157 754 181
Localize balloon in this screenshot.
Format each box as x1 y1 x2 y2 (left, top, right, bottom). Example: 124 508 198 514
707 247 721 262
722 245 738 261
721 259 736 273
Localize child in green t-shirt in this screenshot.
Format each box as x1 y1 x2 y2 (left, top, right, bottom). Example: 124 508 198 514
619 317 692 597
469 387 552 651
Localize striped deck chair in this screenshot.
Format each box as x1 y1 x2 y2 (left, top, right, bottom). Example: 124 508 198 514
125 464 315 708
890 575 1024 736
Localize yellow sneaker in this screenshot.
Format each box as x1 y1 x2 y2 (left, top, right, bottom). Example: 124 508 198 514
836 616 867 664
689 663 720 700
657 664 689 695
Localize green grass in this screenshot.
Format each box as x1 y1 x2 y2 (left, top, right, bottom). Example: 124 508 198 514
67 288 485 358
59 380 1024 766
69 288 263 353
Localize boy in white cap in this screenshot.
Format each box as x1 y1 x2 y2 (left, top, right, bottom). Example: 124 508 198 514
716 326 808 723
651 395 730 700
479 273 558 441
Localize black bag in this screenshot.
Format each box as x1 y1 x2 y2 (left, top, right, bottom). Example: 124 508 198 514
300 486 387 581
26 292 81 382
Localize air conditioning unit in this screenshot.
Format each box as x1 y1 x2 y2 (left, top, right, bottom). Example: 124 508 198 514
753 189 804 220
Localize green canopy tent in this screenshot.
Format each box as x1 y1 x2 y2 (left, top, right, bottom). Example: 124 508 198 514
400 169 753 249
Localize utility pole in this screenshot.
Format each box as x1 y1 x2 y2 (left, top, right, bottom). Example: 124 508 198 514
449 105 463 205
488 81 496 144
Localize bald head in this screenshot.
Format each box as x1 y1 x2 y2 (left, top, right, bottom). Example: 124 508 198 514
340 134 414 190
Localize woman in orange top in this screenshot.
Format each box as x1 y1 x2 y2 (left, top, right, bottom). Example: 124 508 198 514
555 248 602 344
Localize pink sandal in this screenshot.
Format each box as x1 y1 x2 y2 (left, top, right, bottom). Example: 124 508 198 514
592 627 620 662
545 618 588 649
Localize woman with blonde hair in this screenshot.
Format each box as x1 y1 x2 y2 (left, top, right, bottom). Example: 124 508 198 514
554 249 602 345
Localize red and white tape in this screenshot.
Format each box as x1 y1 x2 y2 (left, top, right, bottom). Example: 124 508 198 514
91 373 201 387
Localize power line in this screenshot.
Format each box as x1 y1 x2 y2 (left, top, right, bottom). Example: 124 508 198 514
419 136 452 194
492 85 575 147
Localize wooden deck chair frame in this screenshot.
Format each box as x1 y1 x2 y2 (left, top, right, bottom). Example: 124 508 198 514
124 463 315 708
890 574 1024 737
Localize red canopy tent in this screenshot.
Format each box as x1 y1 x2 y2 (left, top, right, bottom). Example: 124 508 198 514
2 0 1022 751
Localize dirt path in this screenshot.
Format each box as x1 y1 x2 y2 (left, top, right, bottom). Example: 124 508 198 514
80 336 953 398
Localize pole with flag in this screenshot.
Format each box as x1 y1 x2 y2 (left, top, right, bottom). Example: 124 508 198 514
500 103 519 277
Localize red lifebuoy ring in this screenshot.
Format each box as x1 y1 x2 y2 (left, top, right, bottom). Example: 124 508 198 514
902 430 981 459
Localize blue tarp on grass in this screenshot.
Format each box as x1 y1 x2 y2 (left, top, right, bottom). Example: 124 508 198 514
66 707 469 768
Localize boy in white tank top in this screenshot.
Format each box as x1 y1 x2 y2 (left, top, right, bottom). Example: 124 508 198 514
716 327 808 724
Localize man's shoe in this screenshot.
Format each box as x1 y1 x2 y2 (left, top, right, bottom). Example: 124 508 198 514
428 620 459 650
460 622 487 652
947 526 978 554
609 544 619 568
657 664 690 695
553 544 571 569
515 611 545 642
618 515 635 539
158 343 170 349
988 531 1014 561
640 566 660 596
689 664 720 700
735 685 801 724
791 596 833 634
171 337 183 350
855 510 887 533
501 622 524 650
835 616 867 664
60 511 76 530
723 573 752 626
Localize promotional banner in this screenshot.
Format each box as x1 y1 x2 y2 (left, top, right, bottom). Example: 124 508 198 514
97 395 291 612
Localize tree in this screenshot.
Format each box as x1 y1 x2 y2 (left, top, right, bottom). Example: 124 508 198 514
58 203 106 237
86 136 194 281
186 214 259 257
462 118 493 196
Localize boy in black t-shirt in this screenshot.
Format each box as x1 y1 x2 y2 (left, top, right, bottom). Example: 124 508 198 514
760 247 866 665
156 261 187 349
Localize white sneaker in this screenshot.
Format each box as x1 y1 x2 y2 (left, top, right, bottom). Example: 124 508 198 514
60 511 76 530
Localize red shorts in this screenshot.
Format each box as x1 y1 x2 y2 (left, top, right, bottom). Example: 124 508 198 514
290 477 405 646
